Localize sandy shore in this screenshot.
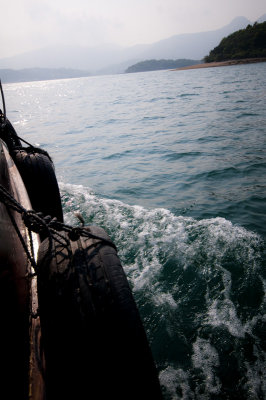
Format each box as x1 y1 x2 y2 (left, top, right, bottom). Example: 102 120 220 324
174 58 266 71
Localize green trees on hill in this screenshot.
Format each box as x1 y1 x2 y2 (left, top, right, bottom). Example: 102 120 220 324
125 59 199 73
204 21 266 62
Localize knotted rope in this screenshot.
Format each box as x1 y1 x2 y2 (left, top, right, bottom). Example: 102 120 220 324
0 182 117 271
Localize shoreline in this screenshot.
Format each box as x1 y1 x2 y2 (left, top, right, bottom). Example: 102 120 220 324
173 58 266 71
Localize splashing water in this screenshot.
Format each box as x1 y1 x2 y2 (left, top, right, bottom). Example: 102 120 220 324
61 182 265 400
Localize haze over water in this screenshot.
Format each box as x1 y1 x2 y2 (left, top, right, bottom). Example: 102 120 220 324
5 62 266 399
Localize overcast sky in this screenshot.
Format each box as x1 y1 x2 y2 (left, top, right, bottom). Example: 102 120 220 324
1 0 265 58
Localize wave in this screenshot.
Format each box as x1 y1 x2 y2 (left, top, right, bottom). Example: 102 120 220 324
60 182 265 399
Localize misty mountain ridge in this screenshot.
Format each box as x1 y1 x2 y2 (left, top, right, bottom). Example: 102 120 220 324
0 15 265 75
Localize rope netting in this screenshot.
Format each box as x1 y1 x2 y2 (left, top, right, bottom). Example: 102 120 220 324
0 182 117 271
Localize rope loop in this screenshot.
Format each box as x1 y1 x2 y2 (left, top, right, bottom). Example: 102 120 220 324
49 217 64 231
22 210 49 235
0 181 117 272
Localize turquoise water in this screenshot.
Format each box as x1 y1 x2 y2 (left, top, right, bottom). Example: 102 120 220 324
4 63 266 399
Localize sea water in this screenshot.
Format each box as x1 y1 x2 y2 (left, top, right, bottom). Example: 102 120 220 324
3 62 266 399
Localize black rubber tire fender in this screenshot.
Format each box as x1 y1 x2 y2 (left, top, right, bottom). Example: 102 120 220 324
0 119 22 151
12 148 63 224
37 226 163 400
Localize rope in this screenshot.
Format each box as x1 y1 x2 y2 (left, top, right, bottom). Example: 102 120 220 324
5 205 37 269
0 183 117 271
0 80 6 122
12 140 53 163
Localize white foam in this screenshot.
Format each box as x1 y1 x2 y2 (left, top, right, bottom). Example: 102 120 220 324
192 337 221 396
59 182 263 301
159 366 193 400
59 182 265 398
206 298 248 338
245 344 266 399
205 270 265 339
153 291 178 309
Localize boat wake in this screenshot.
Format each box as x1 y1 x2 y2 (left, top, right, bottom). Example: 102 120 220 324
60 182 265 400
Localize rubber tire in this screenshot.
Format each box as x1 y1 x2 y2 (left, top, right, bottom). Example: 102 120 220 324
12 148 63 225
0 118 22 151
37 226 163 400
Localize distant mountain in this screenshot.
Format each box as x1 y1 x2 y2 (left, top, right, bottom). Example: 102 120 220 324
135 16 251 61
257 14 266 23
0 68 91 84
0 44 148 74
0 15 265 77
125 59 200 73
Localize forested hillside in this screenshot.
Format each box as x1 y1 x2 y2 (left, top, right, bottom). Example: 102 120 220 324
125 59 199 73
204 21 266 62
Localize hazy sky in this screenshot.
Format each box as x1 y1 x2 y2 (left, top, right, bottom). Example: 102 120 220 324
1 0 265 58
